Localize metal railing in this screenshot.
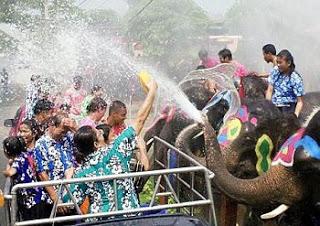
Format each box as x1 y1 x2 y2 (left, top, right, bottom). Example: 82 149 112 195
5 136 217 226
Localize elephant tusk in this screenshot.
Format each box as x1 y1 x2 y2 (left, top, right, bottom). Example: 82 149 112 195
260 204 289 220
192 131 204 140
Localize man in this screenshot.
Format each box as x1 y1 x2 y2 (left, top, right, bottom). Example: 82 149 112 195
79 97 107 128
218 48 248 97
260 44 278 77
218 48 248 78
34 114 75 204
64 76 87 118
198 49 218 69
106 100 127 137
33 99 55 136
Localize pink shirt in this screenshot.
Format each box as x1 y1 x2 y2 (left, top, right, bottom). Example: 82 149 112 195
64 87 86 115
79 117 96 128
233 61 248 78
200 57 219 69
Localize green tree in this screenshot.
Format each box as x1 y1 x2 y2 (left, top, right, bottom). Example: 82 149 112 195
125 0 214 77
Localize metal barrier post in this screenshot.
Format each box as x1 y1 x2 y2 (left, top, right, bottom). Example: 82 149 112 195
10 190 17 226
204 170 217 226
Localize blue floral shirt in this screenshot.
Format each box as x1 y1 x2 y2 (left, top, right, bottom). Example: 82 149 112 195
12 151 52 209
268 69 304 106
34 132 75 181
66 127 139 220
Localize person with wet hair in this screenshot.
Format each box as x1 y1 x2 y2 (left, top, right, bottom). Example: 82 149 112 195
3 136 52 222
218 48 248 78
32 99 55 136
266 49 304 116
34 113 76 208
96 124 112 148
80 85 104 118
218 48 248 98
64 75 87 118
105 100 127 137
198 48 218 69
79 97 108 128
260 44 278 77
66 79 157 219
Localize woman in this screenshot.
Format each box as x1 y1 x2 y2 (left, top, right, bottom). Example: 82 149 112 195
3 136 52 222
18 119 39 152
68 79 157 219
266 49 304 117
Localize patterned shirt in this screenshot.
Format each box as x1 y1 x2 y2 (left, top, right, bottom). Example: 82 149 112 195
67 127 139 220
268 69 304 106
34 132 75 181
12 151 52 209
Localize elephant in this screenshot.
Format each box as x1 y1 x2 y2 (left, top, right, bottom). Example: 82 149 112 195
202 108 320 225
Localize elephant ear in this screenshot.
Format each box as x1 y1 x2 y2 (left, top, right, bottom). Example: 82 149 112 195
255 134 274 175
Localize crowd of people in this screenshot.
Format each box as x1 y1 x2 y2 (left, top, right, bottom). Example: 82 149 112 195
2 72 157 222
198 44 304 117
1 43 305 223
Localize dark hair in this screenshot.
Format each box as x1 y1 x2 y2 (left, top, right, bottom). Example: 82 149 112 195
218 48 232 60
21 119 40 140
96 124 111 143
109 100 126 115
48 114 65 127
196 65 206 70
3 136 26 158
72 76 83 83
74 126 97 162
198 49 208 58
277 49 296 74
87 97 107 113
91 85 102 95
262 44 276 55
33 99 54 115
59 103 71 111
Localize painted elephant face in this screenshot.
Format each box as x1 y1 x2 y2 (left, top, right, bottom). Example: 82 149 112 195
176 97 301 179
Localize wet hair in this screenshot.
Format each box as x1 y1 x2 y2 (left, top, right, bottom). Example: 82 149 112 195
33 99 54 116
262 44 276 55
96 124 111 143
59 103 71 111
218 48 232 60
196 65 206 70
72 75 83 84
74 126 97 162
21 119 40 140
87 97 108 113
91 85 102 95
3 136 26 158
277 49 296 74
198 49 208 59
48 114 65 128
109 100 126 115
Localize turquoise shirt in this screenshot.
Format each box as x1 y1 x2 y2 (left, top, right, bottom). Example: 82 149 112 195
67 127 139 219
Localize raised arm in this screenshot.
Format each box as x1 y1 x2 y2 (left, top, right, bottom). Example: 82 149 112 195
133 80 158 135
266 84 273 101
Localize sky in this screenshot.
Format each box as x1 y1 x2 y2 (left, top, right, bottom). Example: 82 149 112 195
76 0 236 17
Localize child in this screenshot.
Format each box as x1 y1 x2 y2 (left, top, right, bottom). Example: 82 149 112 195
3 136 52 221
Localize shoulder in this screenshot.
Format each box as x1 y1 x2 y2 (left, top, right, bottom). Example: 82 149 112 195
290 71 303 80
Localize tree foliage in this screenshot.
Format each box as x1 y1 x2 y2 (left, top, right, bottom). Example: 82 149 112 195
125 0 214 72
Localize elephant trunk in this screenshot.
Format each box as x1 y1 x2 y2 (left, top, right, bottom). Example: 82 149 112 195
203 120 308 207
175 123 207 166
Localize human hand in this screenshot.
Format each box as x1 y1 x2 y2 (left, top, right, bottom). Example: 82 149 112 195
146 79 158 91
